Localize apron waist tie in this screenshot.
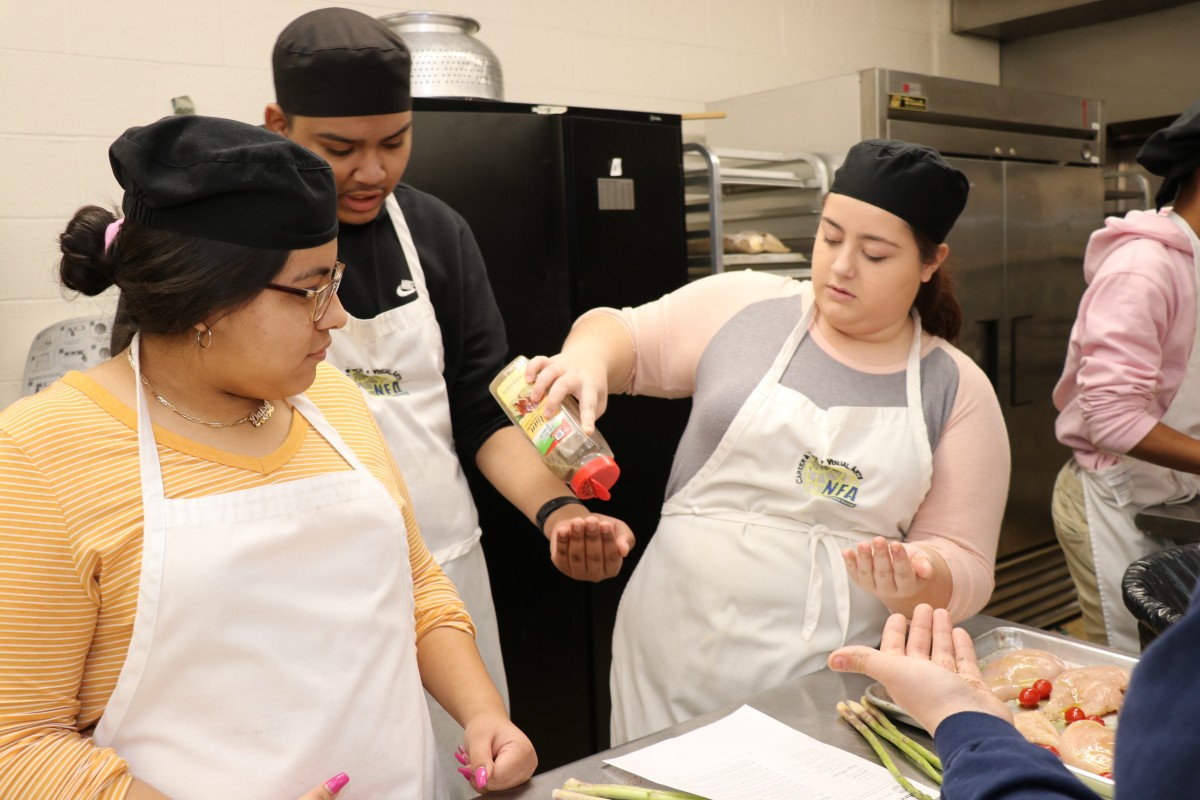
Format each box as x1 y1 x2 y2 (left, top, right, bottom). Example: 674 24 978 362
801 524 852 645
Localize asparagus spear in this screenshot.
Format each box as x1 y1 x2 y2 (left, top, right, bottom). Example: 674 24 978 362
860 694 943 772
559 778 708 799
848 699 943 785
837 701 937 800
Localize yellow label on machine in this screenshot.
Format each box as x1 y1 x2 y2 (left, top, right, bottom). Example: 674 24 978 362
889 94 928 111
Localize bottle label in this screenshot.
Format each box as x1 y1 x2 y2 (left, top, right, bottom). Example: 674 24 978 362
494 370 572 456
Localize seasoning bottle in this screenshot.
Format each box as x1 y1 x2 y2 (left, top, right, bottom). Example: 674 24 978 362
489 355 620 500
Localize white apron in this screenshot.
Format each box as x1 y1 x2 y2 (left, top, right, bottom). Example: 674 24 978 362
1082 210 1200 654
610 284 934 744
326 195 507 794
92 335 444 800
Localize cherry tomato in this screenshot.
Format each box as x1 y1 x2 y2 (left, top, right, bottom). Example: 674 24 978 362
1018 687 1041 708
1087 715 1106 726
1032 679 1053 699
1100 772 1114 780
1064 706 1086 724
1040 744 1060 757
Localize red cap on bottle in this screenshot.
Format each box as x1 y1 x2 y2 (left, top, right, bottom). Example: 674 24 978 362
570 456 620 501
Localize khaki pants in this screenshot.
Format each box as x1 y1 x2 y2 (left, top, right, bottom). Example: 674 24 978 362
1051 460 1109 645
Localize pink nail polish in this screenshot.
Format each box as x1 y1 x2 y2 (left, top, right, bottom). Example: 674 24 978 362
325 773 350 794
475 766 488 788
458 766 473 781
454 749 469 765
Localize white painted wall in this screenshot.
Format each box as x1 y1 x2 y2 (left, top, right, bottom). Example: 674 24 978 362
0 0 997 407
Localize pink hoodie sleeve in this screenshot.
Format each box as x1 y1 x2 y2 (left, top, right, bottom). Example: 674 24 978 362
1070 265 1181 456
576 270 802 396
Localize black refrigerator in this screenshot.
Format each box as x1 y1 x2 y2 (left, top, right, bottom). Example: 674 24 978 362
402 98 691 769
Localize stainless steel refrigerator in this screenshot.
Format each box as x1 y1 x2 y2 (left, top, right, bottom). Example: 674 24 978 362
708 69 1106 628
401 98 690 767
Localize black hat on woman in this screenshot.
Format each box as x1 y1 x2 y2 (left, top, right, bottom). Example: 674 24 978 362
830 138 970 243
109 114 338 248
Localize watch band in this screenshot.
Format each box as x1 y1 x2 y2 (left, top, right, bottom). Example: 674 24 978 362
536 495 586 534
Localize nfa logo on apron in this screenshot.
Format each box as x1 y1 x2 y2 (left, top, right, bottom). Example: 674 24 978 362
346 368 409 397
796 451 863 507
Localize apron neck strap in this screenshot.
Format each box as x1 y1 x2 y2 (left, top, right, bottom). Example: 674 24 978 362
384 194 429 297
131 332 167 503
130 333 370 493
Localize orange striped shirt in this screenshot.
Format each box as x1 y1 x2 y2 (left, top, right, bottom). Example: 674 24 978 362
0 363 473 799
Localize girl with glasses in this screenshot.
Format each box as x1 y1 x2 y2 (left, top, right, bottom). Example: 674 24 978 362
0 115 535 800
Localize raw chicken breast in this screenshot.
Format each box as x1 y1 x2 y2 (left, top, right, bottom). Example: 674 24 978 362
1043 665 1130 719
1059 720 1115 776
981 649 1068 702
1014 710 1060 748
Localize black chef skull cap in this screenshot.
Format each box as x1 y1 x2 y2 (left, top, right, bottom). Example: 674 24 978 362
109 115 338 249
273 7 413 117
829 138 969 244
1137 98 1200 210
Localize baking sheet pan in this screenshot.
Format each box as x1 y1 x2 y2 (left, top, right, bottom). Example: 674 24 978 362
864 627 1138 800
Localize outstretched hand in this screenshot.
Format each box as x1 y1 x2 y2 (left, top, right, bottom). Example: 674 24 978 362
843 537 935 604
546 512 635 581
828 604 1011 736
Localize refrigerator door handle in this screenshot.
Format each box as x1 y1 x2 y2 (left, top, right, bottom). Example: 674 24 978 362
1010 314 1034 407
976 318 1000 394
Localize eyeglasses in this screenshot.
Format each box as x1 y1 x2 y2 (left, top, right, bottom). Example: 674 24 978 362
265 261 345 322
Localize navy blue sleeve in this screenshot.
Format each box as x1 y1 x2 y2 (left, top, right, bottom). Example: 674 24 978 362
934 713 1097 800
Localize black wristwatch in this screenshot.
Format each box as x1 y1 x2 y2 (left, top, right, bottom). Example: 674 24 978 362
535 496 586 534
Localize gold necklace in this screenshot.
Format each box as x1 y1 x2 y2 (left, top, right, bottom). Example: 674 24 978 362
127 349 274 429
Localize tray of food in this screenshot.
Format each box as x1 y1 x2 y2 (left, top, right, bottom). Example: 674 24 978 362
865 627 1138 799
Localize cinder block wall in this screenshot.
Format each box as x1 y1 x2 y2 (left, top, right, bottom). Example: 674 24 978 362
0 0 996 406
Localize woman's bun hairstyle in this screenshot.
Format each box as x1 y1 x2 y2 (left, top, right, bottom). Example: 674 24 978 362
59 205 119 297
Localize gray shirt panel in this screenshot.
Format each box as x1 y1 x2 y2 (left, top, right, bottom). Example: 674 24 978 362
666 295 961 496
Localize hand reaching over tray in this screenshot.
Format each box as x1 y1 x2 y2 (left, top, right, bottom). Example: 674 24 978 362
828 604 1012 735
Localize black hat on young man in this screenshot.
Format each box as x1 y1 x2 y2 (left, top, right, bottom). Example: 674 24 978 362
109 115 338 249
273 7 413 118
1137 98 1200 210
830 139 969 244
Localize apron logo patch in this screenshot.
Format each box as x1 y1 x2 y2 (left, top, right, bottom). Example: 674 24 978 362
346 368 408 396
796 452 862 508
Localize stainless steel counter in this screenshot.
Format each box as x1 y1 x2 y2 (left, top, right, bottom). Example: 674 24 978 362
490 615 1033 797
1136 498 1200 542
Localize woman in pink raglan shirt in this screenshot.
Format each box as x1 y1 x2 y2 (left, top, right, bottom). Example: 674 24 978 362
522 139 1010 745
1052 99 1200 653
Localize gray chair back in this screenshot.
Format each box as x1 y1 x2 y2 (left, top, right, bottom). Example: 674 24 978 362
22 315 113 397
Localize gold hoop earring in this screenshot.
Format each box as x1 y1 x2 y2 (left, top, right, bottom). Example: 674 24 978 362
196 326 213 349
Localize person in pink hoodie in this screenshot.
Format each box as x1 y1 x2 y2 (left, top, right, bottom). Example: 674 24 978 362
1052 98 1200 653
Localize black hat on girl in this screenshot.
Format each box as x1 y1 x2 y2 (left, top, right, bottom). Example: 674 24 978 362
830 139 969 244
108 115 338 250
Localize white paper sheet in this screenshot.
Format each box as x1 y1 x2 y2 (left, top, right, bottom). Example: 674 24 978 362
605 705 938 800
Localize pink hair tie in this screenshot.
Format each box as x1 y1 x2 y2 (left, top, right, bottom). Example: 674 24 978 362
104 217 125 253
